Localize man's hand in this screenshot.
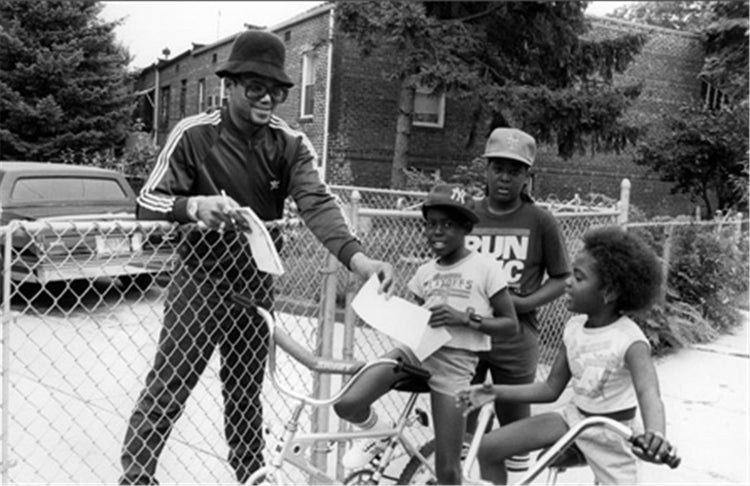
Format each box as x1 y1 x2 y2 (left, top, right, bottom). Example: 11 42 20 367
455 383 495 415
349 253 394 296
191 195 250 232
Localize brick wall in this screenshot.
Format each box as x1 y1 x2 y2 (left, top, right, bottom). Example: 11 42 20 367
325 16 704 216
134 10 705 216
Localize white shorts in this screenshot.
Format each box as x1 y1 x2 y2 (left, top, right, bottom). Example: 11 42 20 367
557 402 643 485
399 345 478 396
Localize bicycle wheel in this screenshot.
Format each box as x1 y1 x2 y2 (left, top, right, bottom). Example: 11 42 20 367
344 468 378 485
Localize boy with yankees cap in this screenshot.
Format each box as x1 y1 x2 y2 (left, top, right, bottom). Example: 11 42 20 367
333 183 519 484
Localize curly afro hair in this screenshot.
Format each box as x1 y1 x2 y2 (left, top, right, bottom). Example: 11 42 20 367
582 226 663 314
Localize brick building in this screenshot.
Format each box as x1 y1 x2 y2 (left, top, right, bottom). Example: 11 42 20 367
132 4 711 216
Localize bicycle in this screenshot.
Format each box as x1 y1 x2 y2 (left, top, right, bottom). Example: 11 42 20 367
246 305 438 485
402 395 682 485
244 302 681 485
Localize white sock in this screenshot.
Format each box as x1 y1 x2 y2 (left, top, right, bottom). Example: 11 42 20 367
352 409 379 430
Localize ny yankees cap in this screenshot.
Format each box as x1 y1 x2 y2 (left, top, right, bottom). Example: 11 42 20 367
483 128 536 167
422 184 479 224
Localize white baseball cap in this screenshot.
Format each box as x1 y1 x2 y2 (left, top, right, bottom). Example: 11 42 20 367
483 128 536 167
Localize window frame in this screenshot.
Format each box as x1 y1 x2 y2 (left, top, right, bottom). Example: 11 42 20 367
412 85 446 128
300 51 316 119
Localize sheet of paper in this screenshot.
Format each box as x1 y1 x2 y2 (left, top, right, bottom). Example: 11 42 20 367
233 207 285 275
351 275 450 360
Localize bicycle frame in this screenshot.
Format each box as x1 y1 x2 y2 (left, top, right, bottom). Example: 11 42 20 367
248 307 436 485
457 405 679 485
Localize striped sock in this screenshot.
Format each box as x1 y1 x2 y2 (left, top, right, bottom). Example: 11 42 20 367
505 453 530 472
353 409 379 430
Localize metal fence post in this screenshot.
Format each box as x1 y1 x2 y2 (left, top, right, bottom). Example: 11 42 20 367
659 224 675 305
335 189 361 480
311 251 339 473
1 224 14 483
618 178 631 226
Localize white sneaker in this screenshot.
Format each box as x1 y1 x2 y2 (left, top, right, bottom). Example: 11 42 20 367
342 436 389 469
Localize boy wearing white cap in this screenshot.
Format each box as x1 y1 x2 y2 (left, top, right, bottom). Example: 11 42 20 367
464 128 571 472
334 184 519 484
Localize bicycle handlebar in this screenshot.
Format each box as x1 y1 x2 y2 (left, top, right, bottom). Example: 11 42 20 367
515 415 681 485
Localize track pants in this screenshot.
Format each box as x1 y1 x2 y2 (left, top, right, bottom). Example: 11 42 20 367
120 267 271 484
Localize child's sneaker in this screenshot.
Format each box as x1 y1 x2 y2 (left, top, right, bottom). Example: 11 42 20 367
342 436 389 468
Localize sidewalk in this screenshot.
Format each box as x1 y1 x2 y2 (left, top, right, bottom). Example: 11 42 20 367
539 310 749 485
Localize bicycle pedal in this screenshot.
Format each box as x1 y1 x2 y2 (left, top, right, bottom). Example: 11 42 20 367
414 408 429 427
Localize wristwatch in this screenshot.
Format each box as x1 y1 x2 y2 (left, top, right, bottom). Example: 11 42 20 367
187 197 200 222
465 307 483 330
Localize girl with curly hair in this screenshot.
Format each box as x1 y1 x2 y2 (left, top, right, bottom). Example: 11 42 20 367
457 226 677 484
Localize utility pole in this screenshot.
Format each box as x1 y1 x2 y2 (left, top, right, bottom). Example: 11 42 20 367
216 9 221 40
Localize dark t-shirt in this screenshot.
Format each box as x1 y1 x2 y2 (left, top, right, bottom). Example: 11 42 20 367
465 198 570 335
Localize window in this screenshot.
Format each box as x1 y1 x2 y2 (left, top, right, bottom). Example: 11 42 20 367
212 53 218 63
220 78 228 107
413 85 445 128
198 78 206 112
300 51 316 118
179 79 187 118
284 31 291 41
159 86 171 129
11 177 128 203
701 80 729 110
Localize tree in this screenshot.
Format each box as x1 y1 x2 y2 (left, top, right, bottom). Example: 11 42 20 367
634 105 748 215
337 1 647 188
700 1 749 103
0 0 133 162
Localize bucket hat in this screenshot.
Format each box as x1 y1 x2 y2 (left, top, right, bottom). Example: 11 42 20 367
422 184 479 224
216 30 293 87
483 128 536 167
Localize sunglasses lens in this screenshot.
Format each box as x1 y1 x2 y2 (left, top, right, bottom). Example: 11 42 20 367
242 80 288 103
244 82 266 99
270 87 288 103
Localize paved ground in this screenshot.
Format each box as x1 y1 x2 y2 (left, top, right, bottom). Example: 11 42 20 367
3 285 748 485
522 310 749 485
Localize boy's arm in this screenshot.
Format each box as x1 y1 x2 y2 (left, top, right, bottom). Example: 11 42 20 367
481 288 519 337
456 345 570 409
425 288 518 338
512 275 567 315
625 341 674 463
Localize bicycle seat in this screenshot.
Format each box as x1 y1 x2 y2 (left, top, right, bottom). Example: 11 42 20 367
538 442 587 470
391 360 431 393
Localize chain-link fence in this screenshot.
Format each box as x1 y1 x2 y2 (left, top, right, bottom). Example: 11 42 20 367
1 183 627 484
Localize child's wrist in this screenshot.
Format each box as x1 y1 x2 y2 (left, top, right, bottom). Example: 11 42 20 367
464 307 482 330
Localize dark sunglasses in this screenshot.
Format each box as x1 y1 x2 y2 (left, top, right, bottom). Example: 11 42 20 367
237 78 289 104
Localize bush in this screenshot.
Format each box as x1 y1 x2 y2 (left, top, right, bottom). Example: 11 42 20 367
633 290 718 356
667 221 748 334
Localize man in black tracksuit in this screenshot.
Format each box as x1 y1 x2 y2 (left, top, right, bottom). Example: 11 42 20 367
120 29 393 485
